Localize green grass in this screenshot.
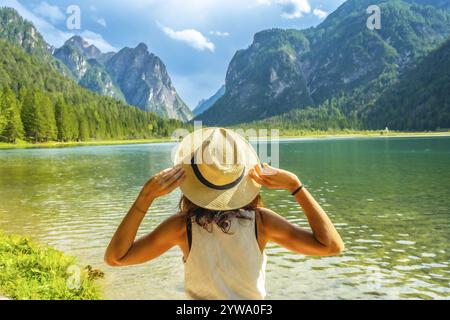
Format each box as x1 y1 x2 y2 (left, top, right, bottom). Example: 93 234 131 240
0 137 176 149
234 128 450 139
0 232 102 300
275 130 450 138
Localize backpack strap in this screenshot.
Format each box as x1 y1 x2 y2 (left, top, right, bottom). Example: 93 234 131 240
254 209 259 241
186 218 192 251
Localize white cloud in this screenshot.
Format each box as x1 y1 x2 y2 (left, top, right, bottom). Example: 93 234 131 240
161 25 215 52
96 17 107 27
209 30 230 37
278 0 311 19
80 30 116 52
255 0 272 5
255 0 311 19
313 8 328 19
33 1 65 23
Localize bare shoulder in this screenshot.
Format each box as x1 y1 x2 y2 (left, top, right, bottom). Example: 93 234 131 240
256 207 285 224
145 212 187 247
168 212 187 228
155 212 186 236
254 207 292 245
256 207 295 235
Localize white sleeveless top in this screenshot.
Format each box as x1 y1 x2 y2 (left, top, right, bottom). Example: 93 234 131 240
184 210 267 300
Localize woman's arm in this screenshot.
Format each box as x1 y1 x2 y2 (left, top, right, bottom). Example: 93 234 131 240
104 166 186 266
250 164 344 256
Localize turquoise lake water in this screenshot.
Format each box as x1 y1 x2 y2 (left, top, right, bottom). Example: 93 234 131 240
0 136 449 299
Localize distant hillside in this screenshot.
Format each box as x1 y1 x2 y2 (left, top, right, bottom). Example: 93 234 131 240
193 85 225 117
196 0 450 129
0 7 71 77
54 36 125 102
0 40 185 143
364 38 450 130
0 7 192 122
404 0 450 9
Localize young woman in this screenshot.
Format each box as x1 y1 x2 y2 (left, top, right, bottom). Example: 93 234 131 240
105 128 344 300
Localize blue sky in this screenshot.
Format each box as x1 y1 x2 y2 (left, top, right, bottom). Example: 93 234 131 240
0 0 346 108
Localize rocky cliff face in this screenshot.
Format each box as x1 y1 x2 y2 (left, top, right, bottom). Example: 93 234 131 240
106 43 192 122
302 0 450 105
0 7 191 123
0 7 49 58
196 29 313 125
0 7 71 76
0 8 192 122
196 0 450 126
79 59 125 101
53 41 89 79
53 36 124 101
64 35 101 59
53 37 191 121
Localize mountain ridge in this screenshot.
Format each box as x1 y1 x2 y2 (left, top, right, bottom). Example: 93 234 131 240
364 37 450 130
105 43 193 122
0 39 186 143
0 7 72 77
0 7 192 122
193 85 226 117
195 0 450 128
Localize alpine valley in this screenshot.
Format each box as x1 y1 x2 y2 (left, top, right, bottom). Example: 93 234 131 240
0 7 188 144
0 7 192 123
1 0 450 146
195 0 450 131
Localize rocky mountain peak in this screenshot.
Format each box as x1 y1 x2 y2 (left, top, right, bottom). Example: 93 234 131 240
135 42 148 52
65 35 88 47
0 6 191 122
64 36 102 60
196 0 450 126
105 43 192 122
84 44 102 60
253 28 284 44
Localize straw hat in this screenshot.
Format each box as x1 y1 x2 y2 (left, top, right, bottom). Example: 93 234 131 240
173 128 261 211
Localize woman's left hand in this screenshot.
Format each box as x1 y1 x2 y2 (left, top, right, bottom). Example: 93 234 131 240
249 163 301 193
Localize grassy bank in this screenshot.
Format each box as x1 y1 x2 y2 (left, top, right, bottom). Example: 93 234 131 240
0 130 449 150
0 137 175 150
0 232 102 300
276 130 450 139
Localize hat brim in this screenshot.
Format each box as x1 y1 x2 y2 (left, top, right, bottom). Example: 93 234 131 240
174 128 261 211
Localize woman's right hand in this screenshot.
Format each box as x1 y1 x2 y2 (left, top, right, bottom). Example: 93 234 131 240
139 166 186 203
249 163 301 193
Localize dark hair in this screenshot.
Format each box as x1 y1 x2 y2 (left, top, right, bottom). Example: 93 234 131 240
179 194 262 234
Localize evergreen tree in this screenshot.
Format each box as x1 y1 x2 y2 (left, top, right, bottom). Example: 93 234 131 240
34 92 57 142
78 118 90 141
0 87 24 143
0 89 6 134
55 97 76 142
0 40 188 144
21 89 40 142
